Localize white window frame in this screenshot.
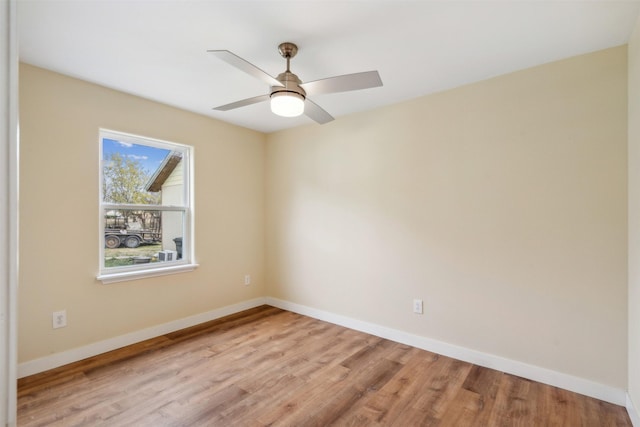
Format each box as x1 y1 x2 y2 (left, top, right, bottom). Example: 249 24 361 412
97 129 197 284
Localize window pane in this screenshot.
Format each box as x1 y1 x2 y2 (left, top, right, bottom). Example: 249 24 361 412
103 208 185 267
102 138 174 205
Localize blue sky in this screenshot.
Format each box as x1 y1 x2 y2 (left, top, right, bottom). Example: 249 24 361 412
103 138 170 175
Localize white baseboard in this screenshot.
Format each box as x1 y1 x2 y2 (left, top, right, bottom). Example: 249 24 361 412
265 297 627 407
17 297 268 378
628 393 640 427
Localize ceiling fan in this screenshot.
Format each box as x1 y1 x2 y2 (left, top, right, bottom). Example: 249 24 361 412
208 42 383 124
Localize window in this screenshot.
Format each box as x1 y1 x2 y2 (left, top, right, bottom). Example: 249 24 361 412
98 129 195 283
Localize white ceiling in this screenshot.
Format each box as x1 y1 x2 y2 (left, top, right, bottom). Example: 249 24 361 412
18 1 640 133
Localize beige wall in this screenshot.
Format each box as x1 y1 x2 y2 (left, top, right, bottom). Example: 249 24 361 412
19 64 266 362
266 47 628 388
628 14 640 415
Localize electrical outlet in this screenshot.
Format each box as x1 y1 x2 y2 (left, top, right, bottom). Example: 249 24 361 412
52 310 67 329
244 275 251 286
413 299 423 314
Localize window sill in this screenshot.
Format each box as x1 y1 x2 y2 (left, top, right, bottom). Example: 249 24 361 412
97 263 199 284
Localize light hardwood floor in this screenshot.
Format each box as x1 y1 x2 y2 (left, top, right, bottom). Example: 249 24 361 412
18 306 631 426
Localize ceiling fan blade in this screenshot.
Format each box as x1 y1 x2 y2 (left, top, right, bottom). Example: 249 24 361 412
304 99 334 124
213 94 270 111
208 50 284 88
300 71 382 96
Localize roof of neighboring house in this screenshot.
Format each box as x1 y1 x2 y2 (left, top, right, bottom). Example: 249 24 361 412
145 152 182 192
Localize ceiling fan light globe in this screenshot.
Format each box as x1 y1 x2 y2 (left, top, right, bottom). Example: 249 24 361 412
270 92 305 117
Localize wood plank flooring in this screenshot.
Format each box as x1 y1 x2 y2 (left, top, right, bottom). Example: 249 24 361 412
17 305 631 426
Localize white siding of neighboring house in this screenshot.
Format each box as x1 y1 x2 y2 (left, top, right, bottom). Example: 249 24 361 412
161 160 184 256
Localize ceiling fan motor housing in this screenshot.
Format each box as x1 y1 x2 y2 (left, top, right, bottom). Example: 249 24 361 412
271 71 306 100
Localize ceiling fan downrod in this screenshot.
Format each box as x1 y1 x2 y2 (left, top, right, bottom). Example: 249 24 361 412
272 42 306 101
